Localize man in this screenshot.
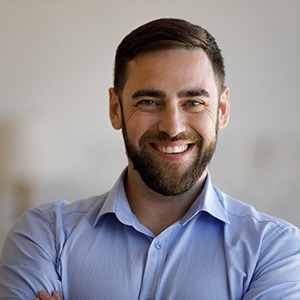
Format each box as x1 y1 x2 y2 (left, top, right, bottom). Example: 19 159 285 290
1 18 300 300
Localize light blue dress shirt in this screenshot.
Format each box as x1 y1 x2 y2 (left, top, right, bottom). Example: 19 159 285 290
1 169 300 299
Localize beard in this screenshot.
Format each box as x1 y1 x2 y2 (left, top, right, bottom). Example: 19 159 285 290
121 115 218 196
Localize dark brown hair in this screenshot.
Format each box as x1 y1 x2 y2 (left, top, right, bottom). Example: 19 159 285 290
113 18 225 96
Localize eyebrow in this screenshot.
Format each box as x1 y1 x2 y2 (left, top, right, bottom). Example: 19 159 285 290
132 89 166 99
178 88 210 98
132 88 210 99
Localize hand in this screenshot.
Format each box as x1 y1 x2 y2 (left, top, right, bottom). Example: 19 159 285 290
34 290 63 300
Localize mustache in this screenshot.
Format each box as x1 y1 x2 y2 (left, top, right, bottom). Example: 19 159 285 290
139 130 202 146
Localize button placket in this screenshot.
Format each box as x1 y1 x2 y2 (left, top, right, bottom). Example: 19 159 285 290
138 237 167 299
139 224 181 299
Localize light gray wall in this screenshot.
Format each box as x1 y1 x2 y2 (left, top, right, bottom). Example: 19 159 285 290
1 0 300 247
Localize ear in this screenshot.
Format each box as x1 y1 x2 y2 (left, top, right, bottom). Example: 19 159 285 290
109 87 122 130
218 86 230 130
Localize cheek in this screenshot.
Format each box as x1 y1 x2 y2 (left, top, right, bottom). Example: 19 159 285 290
125 116 153 147
190 114 217 138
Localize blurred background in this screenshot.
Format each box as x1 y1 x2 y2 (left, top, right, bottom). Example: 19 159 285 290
1 0 300 248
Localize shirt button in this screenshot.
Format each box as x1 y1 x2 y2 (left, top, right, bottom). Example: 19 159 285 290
154 241 161 249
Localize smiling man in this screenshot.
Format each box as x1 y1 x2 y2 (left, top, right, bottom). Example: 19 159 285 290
109 47 229 236
1 18 300 300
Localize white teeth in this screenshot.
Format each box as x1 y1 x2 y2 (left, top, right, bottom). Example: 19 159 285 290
158 145 189 154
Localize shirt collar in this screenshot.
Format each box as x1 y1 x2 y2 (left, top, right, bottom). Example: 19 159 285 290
180 172 230 225
93 168 152 234
93 169 230 227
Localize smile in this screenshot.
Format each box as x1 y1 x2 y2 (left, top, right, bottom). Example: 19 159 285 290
156 144 189 154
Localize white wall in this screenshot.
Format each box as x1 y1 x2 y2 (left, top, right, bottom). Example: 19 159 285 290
1 0 300 247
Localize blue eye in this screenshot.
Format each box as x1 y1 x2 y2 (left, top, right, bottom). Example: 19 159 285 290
138 99 156 106
186 100 201 107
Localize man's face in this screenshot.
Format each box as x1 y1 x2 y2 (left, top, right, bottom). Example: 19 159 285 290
110 48 229 196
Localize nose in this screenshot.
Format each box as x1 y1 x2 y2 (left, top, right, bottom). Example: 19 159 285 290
158 105 186 137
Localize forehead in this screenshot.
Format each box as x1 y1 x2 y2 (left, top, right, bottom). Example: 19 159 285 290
124 48 218 94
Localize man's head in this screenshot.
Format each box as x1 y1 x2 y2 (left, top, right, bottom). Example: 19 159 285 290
109 19 230 196
113 18 225 97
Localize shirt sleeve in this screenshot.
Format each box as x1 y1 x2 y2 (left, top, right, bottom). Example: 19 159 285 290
243 225 300 299
0 207 63 299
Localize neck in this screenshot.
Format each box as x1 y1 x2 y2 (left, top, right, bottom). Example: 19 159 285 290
125 167 207 236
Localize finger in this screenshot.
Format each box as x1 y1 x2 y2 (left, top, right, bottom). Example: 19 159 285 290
37 290 63 300
52 290 64 300
37 290 51 299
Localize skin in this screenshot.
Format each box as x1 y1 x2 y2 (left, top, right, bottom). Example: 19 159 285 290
35 48 230 299
110 48 230 235
35 290 63 300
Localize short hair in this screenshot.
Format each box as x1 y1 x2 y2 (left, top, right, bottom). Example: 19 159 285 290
113 18 225 96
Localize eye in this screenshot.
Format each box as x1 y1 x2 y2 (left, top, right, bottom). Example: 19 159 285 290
186 100 200 107
134 99 161 112
185 100 205 107
137 99 156 106
183 99 206 112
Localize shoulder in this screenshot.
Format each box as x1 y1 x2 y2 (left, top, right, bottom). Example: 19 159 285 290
36 193 108 221
34 193 109 232
5 193 108 248
214 184 297 227
213 185 300 248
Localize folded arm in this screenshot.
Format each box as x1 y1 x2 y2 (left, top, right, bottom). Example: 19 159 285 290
0 207 63 299
243 226 300 299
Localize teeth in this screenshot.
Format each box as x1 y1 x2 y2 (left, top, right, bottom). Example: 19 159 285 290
157 145 189 154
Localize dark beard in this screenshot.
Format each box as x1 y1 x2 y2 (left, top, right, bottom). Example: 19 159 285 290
121 117 218 196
